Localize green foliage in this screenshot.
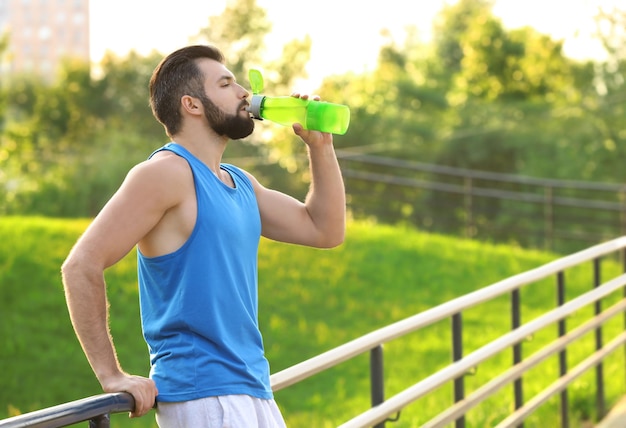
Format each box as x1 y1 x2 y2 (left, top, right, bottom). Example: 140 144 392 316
2 0 626 252
0 0 314 217
1 217 625 427
432 0 496 75
582 7 626 184
324 0 626 239
191 0 272 79
95 50 165 140
0 55 162 216
0 32 9 122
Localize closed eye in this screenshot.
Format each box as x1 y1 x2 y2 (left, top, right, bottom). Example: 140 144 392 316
219 75 235 88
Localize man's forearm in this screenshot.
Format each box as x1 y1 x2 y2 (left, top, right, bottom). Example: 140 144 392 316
62 260 124 384
305 143 346 247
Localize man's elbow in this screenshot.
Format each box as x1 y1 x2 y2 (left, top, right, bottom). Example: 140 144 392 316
61 255 77 286
61 252 87 288
317 228 345 249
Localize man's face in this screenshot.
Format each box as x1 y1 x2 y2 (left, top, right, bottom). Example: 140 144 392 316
197 59 254 140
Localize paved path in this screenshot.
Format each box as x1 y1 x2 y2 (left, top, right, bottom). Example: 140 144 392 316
596 396 626 428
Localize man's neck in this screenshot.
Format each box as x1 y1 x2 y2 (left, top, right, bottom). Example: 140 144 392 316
171 131 229 176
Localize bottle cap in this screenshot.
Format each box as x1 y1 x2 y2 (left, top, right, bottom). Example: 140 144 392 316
247 94 265 120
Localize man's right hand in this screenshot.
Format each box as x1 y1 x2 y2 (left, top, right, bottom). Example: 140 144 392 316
101 373 158 418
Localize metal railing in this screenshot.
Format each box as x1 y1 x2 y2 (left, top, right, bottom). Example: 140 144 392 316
2 238 626 427
269 235 626 427
337 150 626 254
0 393 134 428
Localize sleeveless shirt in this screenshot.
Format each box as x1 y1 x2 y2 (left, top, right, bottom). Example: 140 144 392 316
137 142 272 402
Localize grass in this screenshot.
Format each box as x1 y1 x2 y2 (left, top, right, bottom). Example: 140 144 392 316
0 217 624 427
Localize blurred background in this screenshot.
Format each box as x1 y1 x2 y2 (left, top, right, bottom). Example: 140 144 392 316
1 0 625 253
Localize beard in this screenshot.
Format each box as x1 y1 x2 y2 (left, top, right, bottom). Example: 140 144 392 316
200 94 254 140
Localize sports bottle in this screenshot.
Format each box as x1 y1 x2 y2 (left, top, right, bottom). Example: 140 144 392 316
246 69 350 135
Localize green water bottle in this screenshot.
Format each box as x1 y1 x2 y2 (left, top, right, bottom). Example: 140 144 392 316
246 69 350 135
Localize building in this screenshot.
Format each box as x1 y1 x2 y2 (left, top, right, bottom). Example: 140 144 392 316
0 0 90 78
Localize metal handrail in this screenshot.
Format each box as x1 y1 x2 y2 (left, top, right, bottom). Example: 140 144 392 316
270 236 626 391
422 299 626 427
338 275 626 427
0 393 134 428
268 235 626 427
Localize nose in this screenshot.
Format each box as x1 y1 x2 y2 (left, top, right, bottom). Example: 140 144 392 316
238 84 249 99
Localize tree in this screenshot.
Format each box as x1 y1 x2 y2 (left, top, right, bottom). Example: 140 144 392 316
582 5 626 183
0 31 8 120
432 0 495 78
432 0 582 172
95 50 165 141
191 0 271 79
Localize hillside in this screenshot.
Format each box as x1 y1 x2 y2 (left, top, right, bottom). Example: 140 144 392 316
1 216 617 427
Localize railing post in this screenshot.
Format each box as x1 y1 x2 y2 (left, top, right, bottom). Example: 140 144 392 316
464 177 474 239
370 345 386 428
623 249 626 390
89 414 110 428
593 257 606 419
621 191 626 238
557 271 570 428
511 288 524 428
544 185 554 251
452 312 465 428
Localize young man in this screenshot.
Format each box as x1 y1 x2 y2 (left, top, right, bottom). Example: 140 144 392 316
61 45 346 427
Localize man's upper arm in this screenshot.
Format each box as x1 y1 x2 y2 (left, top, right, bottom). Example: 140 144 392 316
68 158 182 270
242 171 321 246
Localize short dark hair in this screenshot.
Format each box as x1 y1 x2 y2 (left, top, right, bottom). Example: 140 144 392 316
149 45 225 137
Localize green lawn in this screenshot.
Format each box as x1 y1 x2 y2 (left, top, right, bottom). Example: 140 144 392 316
1 217 624 427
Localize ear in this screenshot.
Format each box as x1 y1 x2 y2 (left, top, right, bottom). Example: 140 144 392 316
181 95 202 116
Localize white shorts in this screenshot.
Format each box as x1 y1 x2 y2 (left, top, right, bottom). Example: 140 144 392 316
155 394 287 428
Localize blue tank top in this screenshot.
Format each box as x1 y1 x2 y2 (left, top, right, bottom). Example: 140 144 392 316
137 142 271 402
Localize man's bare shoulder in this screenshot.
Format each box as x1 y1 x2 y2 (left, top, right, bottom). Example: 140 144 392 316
126 150 190 186
113 150 193 212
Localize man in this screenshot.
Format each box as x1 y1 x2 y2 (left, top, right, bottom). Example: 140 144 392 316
61 45 346 427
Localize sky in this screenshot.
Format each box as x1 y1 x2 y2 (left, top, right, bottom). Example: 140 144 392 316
89 0 618 91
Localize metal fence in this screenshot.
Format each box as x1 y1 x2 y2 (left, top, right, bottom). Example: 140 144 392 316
270 236 626 427
337 150 626 254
